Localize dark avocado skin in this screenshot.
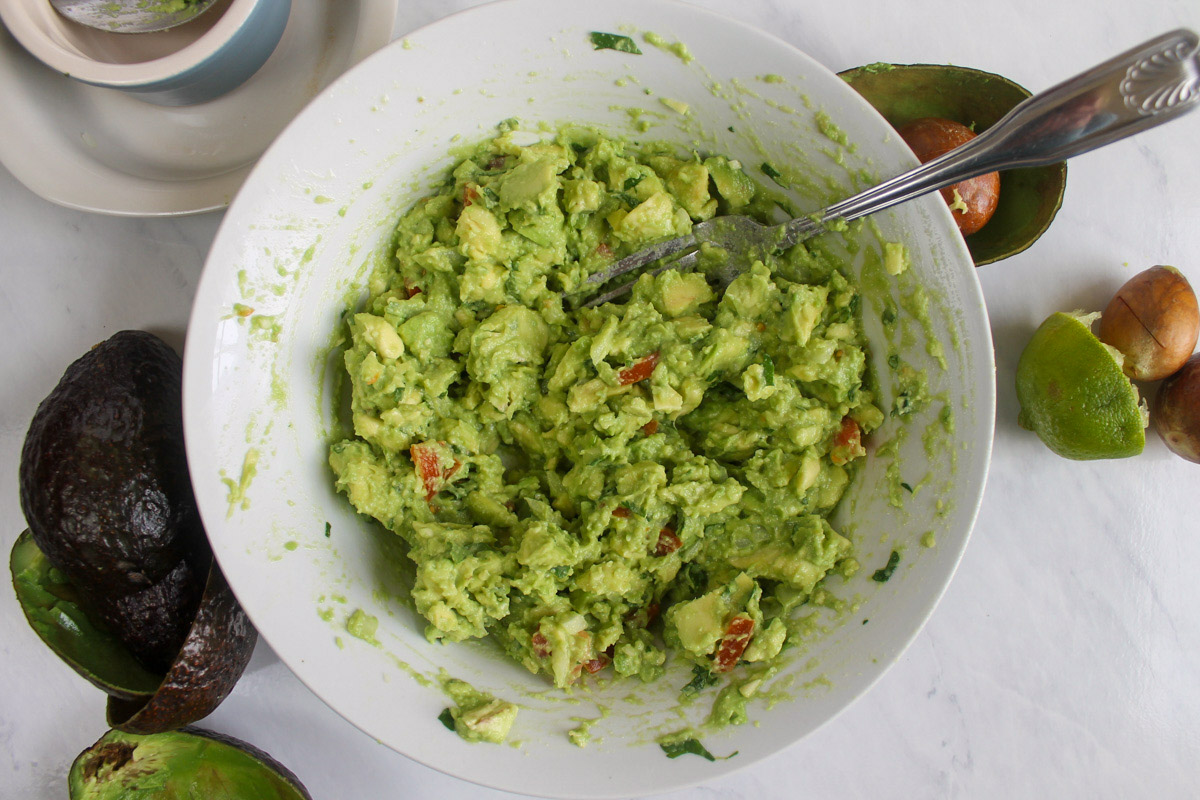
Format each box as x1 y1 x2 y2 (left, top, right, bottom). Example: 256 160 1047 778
90 553 210 675
19 331 208 671
108 563 258 735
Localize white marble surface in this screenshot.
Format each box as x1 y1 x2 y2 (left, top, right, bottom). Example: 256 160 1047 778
3 1 1199 797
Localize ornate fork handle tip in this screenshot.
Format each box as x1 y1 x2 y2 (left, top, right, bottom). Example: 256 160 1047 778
1120 30 1200 114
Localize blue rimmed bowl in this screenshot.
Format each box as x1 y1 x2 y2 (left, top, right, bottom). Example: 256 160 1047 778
0 0 290 105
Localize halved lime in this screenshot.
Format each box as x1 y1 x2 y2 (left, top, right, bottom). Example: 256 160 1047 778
1016 311 1148 460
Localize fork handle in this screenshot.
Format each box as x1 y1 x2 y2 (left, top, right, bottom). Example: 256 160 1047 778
787 29 1200 241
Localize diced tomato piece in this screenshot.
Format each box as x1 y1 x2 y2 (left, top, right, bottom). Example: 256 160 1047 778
611 506 631 519
641 419 659 436
583 654 611 674
485 155 507 171
404 281 422 298
713 614 755 673
463 183 480 206
410 443 443 501
830 416 865 466
617 352 660 385
596 242 613 257
410 442 460 502
653 527 682 556
531 631 550 658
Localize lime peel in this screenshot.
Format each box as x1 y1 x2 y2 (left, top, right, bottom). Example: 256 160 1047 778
1016 310 1148 460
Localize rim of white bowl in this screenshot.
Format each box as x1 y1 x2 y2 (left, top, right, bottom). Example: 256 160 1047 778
183 0 996 795
0 0 262 85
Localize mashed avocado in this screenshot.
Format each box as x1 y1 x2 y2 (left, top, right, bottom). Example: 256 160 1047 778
329 124 880 712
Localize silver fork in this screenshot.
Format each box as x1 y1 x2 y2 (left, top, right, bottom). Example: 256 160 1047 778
583 29 1199 307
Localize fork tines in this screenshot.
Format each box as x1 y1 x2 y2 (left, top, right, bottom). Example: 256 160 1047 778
585 233 698 286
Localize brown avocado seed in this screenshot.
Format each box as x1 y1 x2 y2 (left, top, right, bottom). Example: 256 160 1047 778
898 117 1000 236
1098 265 1199 382
1154 353 1200 464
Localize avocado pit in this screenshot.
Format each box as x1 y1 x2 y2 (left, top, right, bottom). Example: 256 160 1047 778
839 62 1067 265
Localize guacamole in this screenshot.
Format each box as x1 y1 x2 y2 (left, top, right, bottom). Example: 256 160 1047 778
329 124 880 697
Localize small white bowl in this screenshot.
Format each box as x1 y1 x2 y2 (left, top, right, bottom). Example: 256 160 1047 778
0 0 290 105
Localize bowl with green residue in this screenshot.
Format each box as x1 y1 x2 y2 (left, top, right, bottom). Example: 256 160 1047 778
0 0 290 106
839 62 1068 266
183 0 995 796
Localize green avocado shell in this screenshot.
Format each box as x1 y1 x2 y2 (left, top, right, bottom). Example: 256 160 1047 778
839 63 1068 266
10 530 257 732
69 727 312 800
10 530 162 702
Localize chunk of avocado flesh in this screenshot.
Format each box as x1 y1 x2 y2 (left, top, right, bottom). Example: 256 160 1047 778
69 728 311 800
10 530 161 701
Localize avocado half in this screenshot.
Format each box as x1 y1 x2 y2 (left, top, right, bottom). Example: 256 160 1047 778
839 63 1068 266
19 330 209 672
10 530 161 702
107 562 258 734
11 531 257 733
69 728 311 800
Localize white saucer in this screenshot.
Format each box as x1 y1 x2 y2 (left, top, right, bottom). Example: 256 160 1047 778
0 0 397 216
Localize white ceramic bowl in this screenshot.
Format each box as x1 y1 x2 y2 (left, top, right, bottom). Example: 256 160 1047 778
0 0 289 105
184 1 995 796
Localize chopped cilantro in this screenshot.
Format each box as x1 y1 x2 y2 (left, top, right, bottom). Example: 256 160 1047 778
893 392 916 417
762 354 775 386
887 353 900 369
324 521 331 538
615 191 640 207
437 708 456 731
680 665 720 697
900 482 913 493
872 550 901 582
760 162 786 186
660 737 716 761
623 175 644 191
589 32 642 55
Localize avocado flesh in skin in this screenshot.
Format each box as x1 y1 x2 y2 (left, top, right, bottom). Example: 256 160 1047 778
69 728 312 800
19 330 208 672
838 63 1067 266
12 528 256 730
10 530 162 702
